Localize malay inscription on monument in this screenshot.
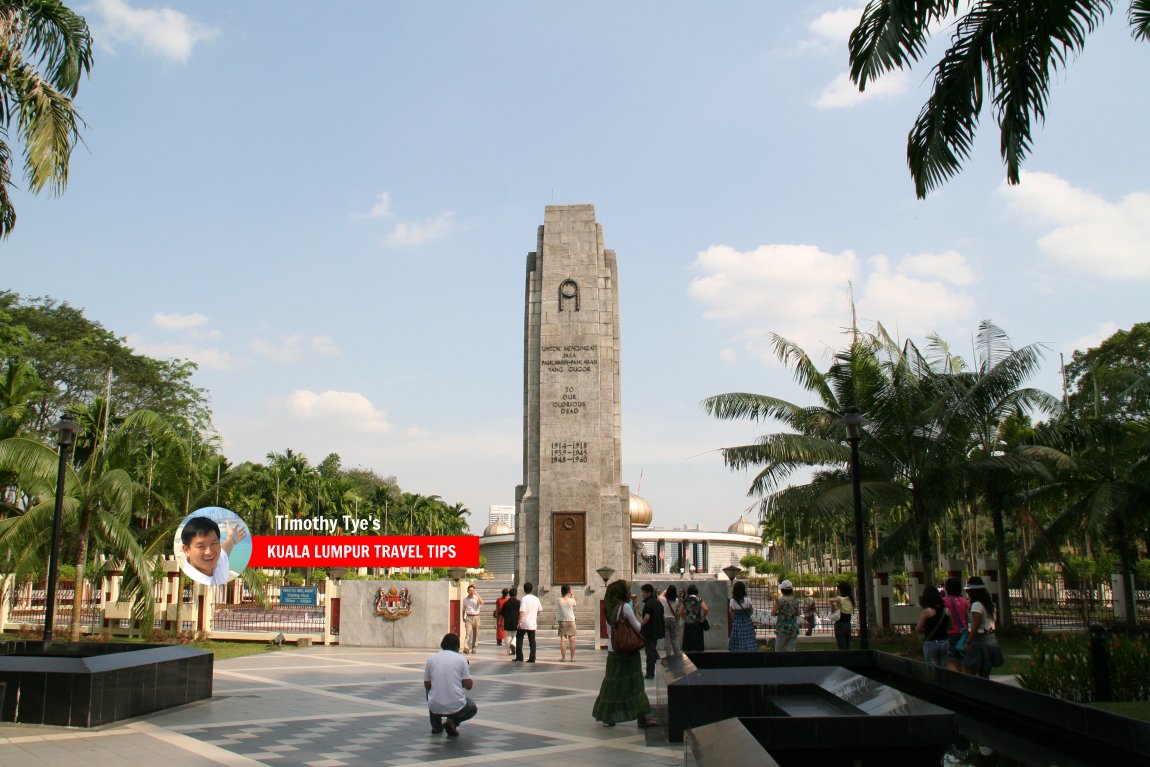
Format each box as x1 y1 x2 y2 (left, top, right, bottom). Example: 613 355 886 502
516 205 632 590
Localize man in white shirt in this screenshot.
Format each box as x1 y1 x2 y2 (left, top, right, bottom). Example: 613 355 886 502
514 581 542 663
462 584 484 654
423 633 477 737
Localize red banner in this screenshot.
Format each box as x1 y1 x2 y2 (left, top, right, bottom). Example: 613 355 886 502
247 535 479 568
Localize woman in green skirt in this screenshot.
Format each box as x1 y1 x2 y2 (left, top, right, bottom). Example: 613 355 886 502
592 579 656 727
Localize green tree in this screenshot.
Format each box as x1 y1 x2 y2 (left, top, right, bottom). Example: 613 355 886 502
0 0 93 237
849 1 1150 197
0 408 180 639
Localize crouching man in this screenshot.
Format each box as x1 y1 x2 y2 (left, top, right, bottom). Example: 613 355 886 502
424 633 477 737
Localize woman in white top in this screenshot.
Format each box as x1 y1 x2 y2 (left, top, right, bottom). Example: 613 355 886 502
962 576 1002 678
556 584 577 661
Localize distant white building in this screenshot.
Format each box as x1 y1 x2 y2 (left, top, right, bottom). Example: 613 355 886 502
488 505 515 530
478 494 764 579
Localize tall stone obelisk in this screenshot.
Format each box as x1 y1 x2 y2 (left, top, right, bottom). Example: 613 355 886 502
516 205 631 591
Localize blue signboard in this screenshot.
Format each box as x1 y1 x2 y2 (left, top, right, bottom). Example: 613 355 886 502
280 586 318 606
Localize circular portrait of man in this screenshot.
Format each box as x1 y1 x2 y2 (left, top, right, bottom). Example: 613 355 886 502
173 507 251 586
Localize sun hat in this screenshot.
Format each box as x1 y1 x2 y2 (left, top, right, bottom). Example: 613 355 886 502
779 579 793 590
964 576 986 590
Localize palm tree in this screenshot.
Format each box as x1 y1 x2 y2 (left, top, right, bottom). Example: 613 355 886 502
0 408 178 639
0 0 93 237
849 1 1150 197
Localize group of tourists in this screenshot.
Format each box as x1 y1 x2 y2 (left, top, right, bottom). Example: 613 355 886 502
435 573 1004 737
915 575 1004 677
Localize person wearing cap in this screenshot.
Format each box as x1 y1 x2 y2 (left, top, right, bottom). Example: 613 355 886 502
772 579 800 651
962 576 1003 677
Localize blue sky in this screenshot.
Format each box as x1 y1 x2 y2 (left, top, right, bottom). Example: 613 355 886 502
5 1 1148 535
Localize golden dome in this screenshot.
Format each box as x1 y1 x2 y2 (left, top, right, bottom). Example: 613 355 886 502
483 521 513 536
629 494 652 527
728 515 759 536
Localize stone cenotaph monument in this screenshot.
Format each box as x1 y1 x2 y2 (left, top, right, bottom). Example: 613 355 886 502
515 205 632 593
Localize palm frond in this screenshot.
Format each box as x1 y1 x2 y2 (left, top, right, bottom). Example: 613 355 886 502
1133 0 1150 40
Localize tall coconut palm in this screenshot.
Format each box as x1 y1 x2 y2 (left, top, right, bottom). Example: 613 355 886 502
0 408 178 639
849 0 1150 197
0 0 93 237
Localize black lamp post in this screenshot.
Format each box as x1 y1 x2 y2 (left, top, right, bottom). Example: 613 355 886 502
842 406 870 650
44 413 81 642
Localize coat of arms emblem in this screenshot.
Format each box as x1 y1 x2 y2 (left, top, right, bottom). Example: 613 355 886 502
374 586 413 620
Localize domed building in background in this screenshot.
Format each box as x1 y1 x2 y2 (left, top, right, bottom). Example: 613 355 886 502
478 497 765 579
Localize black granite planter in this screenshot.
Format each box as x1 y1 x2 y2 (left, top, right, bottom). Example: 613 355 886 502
673 650 1150 767
0 641 213 726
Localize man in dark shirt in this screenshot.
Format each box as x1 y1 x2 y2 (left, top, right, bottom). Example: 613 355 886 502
640 583 665 679
499 588 521 658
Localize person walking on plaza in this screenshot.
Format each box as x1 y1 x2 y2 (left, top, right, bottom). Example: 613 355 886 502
493 588 510 646
462 584 483 654
916 586 950 667
500 588 520 657
424 633 477 737
640 583 665 678
681 584 709 653
942 577 970 672
592 579 656 728
515 582 542 662
659 584 682 657
728 580 757 652
772 579 800 651
832 581 855 650
801 590 817 637
557 584 578 662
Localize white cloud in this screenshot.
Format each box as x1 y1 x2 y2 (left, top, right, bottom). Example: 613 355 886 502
125 335 238 370
898 250 976 286
89 0 217 63
386 212 455 247
280 390 390 433
859 255 976 335
250 335 341 362
809 7 864 41
690 243 977 358
814 70 910 109
1000 172 1150 280
152 311 208 330
352 192 393 220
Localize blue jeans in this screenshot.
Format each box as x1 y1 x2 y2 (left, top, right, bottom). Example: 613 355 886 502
923 638 948 667
429 696 477 729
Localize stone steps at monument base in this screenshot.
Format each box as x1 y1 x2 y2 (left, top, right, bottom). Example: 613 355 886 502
468 580 602 637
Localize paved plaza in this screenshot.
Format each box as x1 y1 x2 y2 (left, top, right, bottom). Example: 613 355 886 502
0 637 682 767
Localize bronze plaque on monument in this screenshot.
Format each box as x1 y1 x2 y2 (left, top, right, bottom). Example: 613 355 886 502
552 512 586 584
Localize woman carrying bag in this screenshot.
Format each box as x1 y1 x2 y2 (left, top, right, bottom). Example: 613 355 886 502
592 580 656 728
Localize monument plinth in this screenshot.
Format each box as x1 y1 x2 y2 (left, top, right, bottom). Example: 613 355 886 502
516 205 631 590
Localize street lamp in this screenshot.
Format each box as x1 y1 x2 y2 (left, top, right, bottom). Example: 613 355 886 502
722 565 742 582
595 567 615 650
44 413 81 642
447 567 467 640
842 406 870 650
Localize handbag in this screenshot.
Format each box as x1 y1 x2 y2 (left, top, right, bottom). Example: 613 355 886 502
701 618 711 632
829 610 842 623
954 628 970 654
611 606 645 653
